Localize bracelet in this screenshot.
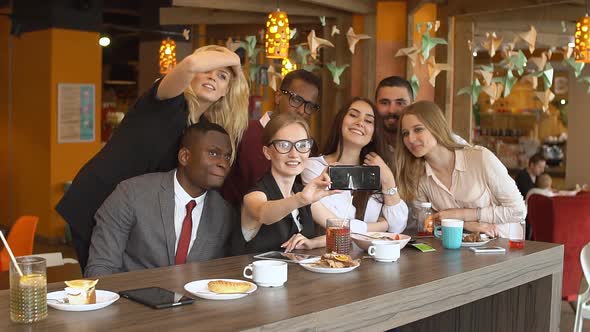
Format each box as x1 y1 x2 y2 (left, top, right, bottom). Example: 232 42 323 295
476 207 481 221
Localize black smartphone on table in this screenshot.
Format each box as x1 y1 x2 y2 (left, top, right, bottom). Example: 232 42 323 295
328 165 380 190
119 287 194 309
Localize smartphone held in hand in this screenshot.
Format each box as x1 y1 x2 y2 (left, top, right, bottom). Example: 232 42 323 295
328 165 380 191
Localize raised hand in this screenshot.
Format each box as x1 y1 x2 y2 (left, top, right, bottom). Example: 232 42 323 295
189 48 241 75
363 152 396 188
297 168 339 205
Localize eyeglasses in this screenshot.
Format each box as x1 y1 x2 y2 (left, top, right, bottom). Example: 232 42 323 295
268 139 314 154
280 90 320 115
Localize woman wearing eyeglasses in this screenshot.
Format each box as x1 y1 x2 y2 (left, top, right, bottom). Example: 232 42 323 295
302 97 408 234
221 69 321 206
239 112 339 254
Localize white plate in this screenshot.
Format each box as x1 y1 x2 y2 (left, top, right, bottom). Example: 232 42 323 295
47 290 119 312
184 279 257 300
351 232 412 251
461 234 491 247
300 262 360 274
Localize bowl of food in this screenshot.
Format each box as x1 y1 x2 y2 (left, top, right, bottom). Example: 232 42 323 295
351 232 411 251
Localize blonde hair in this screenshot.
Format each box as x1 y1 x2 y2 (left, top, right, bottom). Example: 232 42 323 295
536 173 552 189
183 45 249 161
395 101 467 201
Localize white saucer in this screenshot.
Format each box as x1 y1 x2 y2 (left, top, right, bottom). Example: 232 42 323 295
47 290 119 311
184 279 257 300
461 234 491 247
300 262 360 274
373 257 399 263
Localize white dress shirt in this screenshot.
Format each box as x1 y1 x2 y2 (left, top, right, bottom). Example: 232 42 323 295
173 170 207 253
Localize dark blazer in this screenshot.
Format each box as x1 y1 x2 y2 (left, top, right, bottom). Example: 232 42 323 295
239 173 316 255
85 170 238 277
515 168 535 199
56 80 189 269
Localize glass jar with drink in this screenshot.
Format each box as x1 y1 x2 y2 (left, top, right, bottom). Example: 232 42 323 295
417 202 434 236
508 220 526 249
10 256 48 323
326 218 351 255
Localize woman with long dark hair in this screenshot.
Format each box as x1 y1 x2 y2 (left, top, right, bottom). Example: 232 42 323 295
302 97 408 234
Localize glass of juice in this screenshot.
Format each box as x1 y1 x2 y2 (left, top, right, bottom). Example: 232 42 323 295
508 220 525 249
326 218 351 255
10 256 48 323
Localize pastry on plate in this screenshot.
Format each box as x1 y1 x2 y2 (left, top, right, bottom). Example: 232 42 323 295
207 280 251 294
310 252 359 268
64 279 98 305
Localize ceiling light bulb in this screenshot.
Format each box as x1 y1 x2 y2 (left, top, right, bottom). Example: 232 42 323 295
472 51 478 57
99 36 110 47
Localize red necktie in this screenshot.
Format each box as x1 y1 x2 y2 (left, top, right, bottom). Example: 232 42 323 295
175 200 197 265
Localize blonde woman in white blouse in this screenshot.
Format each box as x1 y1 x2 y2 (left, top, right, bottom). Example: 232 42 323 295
394 101 526 238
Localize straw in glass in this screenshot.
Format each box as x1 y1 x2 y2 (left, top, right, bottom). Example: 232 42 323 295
0 230 23 277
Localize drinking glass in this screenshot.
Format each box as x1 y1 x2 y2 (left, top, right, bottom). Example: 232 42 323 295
10 256 48 323
326 218 351 255
508 221 525 249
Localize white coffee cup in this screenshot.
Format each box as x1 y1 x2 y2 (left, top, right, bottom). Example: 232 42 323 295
368 240 400 262
243 260 288 287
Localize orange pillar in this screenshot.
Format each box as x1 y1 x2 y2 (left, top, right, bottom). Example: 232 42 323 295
0 8 10 227
375 1 407 90
7 28 102 238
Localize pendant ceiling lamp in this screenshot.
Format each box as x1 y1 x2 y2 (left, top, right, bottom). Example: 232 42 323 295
281 58 297 76
265 3 289 59
159 38 177 74
575 0 590 63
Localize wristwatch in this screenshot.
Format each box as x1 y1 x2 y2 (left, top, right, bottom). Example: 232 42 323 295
382 187 398 196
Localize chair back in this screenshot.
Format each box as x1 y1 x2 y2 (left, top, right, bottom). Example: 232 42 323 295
0 216 39 271
574 242 590 332
528 194 590 300
583 243 590 290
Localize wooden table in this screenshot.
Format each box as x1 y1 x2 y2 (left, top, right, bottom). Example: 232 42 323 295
0 239 563 331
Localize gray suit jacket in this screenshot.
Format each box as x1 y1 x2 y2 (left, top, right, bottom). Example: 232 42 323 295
85 170 237 277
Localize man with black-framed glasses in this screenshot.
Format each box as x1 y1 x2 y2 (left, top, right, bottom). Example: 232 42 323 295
221 69 322 206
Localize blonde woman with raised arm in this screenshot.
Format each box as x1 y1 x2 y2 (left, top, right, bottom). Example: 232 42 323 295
57 45 249 269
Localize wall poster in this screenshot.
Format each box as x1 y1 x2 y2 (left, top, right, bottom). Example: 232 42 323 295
58 83 95 143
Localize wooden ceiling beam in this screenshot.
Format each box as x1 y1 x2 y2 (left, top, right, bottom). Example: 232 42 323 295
160 7 319 25
296 0 376 14
171 0 346 17
446 0 582 17
472 3 584 22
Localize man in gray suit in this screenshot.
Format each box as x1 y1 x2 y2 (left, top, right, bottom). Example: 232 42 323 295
85 120 237 277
